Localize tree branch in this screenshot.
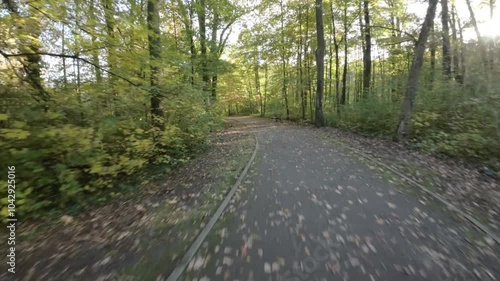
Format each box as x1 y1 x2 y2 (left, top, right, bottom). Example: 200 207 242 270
218 19 237 49
0 50 141 87
27 3 96 37
368 25 417 42
218 28 232 57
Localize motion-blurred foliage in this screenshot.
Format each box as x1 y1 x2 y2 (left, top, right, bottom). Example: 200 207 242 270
0 0 240 220
0 86 222 219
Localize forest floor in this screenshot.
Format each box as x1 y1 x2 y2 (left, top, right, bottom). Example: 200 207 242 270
3 116 500 281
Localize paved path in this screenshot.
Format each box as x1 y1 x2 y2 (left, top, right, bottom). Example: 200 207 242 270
183 117 499 281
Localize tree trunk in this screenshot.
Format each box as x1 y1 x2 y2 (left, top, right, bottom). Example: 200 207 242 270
62 24 68 87
305 3 312 120
341 4 348 106
450 4 462 83
210 11 219 99
441 0 452 79
147 0 164 130
298 5 306 119
279 0 290 119
362 0 372 98
264 63 268 116
331 7 340 111
341 41 347 105
465 0 488 67
5 1 49 102
455 6 466 82
102 0 116 92
197 0 210 98
315 0 325 127
23 6 48 102
488 0 495 70
211 75 217 100
372 47 376 93
327 4 333 103
304 4 311 119
254 55 263 116
188 1 197 85
90 38 102 84
296 6 302 105
283 61 290 120
74 0 82 103
429 23 436 88
328 40 333 104
394 0 438 142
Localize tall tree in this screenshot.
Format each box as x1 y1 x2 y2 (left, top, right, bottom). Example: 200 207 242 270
395 0 438 141
330 2 341 110
263 62 268 116
176 0 197 85
254 46 263 116
465 0 487 67
441 0 451 79
197 0 210 99
315 0 325 127
279 0 290 119
89 0 102 84
429 23 436 87
147 0 163 130
4 0 49 102
454 5 466 82
102 0 117 96
304 3 311 118
210 10 220 99
362 0 372 97
298 4 306 119
449 3 462 83
340 2 348 106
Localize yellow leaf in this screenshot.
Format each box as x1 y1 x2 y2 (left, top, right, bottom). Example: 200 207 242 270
1 207 9 219
0 129 30 139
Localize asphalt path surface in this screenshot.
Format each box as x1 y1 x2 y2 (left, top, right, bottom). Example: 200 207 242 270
183 117 499 281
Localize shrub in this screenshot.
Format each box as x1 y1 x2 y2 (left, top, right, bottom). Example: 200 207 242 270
0 93 221 220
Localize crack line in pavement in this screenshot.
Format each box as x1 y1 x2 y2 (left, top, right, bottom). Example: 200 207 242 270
338 142 500 245
166 133 259 281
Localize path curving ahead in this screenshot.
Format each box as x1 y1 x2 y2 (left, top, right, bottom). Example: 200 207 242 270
181 117 499 281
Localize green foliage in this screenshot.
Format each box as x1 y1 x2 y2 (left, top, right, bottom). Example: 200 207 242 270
0 87 221 220
230 0 499 165
326 97 399 136
0 0 240 221
410 80 500 161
